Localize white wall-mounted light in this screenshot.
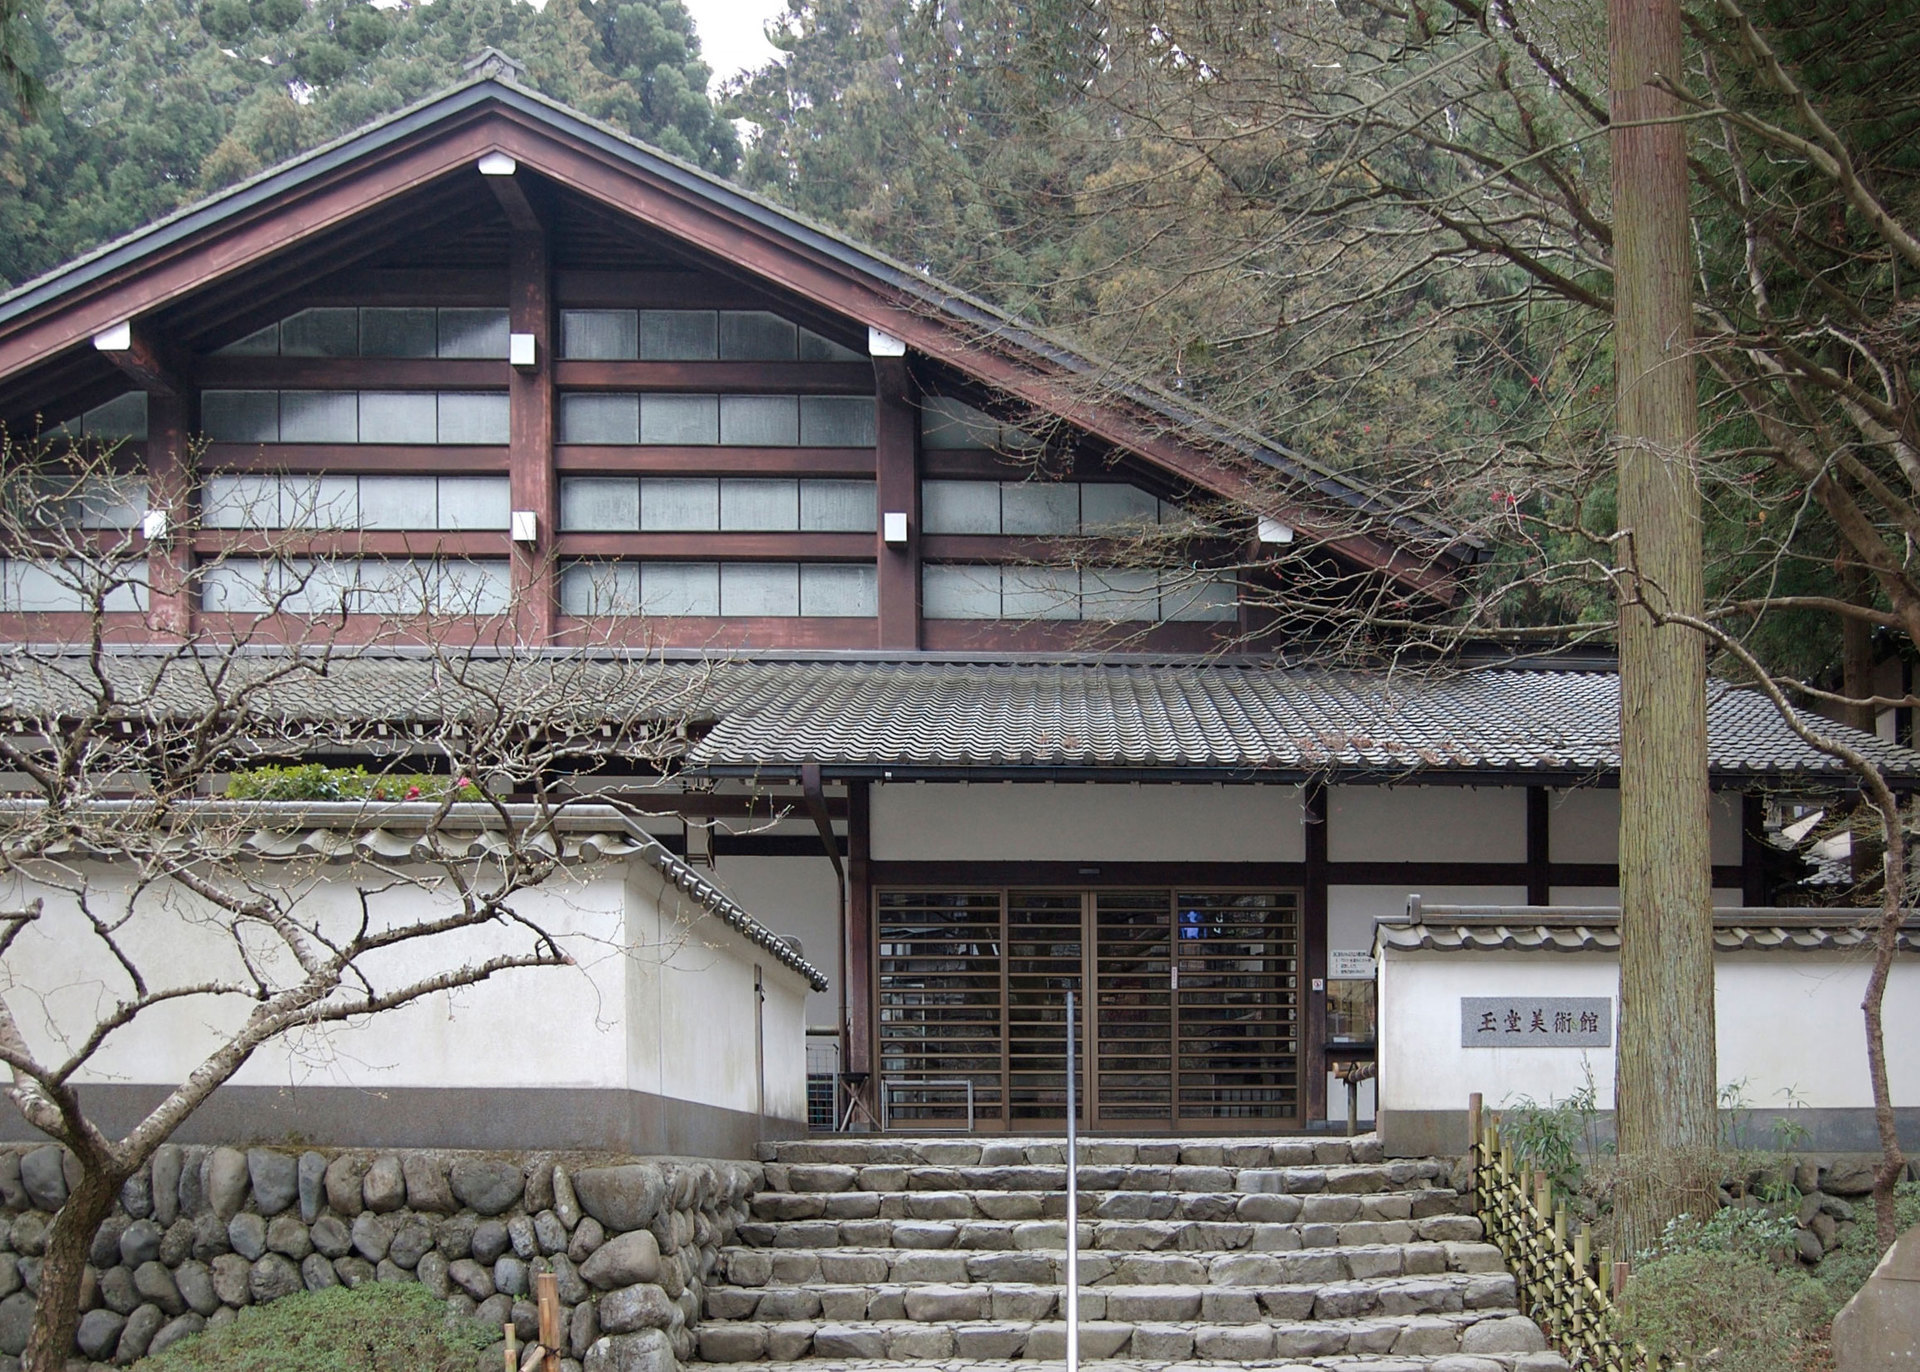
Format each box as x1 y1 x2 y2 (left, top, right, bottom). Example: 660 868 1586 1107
882 511 909 545
141 509 168 541
511 510 538 543
477 151 518 177
92 322 132 352
1258 516 1295 545
868 327 907 357
509 333 537 368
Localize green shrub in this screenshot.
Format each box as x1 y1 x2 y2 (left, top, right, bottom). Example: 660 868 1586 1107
134 1283 491 1372
1618 1245 1828 1372
225 765 481 804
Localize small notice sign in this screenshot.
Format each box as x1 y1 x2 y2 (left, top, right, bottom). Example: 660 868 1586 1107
1461 996 1612 1047
1329 950 1376 980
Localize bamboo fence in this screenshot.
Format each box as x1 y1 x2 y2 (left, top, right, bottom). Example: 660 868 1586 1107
1467 1092 1677 1372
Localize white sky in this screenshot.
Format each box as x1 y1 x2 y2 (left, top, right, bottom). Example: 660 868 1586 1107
682 0 789 91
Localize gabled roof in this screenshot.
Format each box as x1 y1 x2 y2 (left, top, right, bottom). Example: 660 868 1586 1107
0 70 1470 598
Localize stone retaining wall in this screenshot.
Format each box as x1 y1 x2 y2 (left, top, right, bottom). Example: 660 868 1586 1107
0 1142 760 1372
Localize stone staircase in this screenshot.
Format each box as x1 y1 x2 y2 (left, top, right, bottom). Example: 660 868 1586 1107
689 1134 1566 1372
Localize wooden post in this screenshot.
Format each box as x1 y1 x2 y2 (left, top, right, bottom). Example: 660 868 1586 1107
1303 780 1330 1125
144 391 194 636
507 210 555 644
872 355 919 650
535 1271 560 1372
1526 786 1551 906
1468 1092 1483 1158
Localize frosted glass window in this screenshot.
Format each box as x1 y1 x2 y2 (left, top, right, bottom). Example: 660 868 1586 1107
1082 483 1160 530
920 396 1001 449
278 391 359 443
719 312 797 360
1001 482 1079 535
641 394 719 445
437 476 511 530
199 560 278 613
560 394 640 444
1164 574 1238 622
721 562 800 616
561 310 638 360
800 563 876 617
282 475 359 529
358 392 438 445
1082 568 1161 621
83 392 149 441
202 391 279 443
799 480 876 532
359 476 439 530
560 478 640 532
641 478 719 531
1003 566 1080 620
214 323 278 357
922 480 1000 535
719 395 799 446
437 309 510 359
278 308 358 357
798 328 863 362
437 392 510 445
353 558 435 616
74 476 147 530
640 310 717 361
360 309 437 358
282 558 361 617
560 562 641 616
923 564 1001 619
799 396 875 447
439 560 511 616
202 476 282 530
1 559 141 611
720 479 798 531
640 562 720 616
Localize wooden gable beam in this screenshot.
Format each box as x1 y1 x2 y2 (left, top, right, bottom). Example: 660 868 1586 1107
90 321 186 398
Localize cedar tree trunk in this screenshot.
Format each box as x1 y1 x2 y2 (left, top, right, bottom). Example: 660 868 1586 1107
1610 0 1719 1254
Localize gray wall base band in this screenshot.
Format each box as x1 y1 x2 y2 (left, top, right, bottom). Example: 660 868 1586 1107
0 1084 804 1159
1381 1106 1920 1159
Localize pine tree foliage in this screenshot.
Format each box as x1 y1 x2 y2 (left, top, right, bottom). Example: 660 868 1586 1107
0 0 738 288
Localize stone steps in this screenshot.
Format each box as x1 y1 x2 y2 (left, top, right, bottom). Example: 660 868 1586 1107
749 1187 1465 1222
721 1241 1511 1288
694 1307 1549 1363
733 1214 1487 1252
707 1269 1516 1323
688 1135 1564 1372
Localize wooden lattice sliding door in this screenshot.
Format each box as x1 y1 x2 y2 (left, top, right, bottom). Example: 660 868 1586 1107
876 887 1300 1130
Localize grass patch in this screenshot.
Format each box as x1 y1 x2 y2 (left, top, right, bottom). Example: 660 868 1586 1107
134 1284 492 1372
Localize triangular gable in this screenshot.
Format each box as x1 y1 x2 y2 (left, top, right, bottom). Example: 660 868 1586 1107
0 73 1472 599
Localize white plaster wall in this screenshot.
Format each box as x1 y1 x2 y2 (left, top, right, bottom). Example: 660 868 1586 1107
626 866 812 1123
1376 947 1920 1114
710 856 842 1029
870 782 1305 862
1546 787 1742 865
1328 787 1525 863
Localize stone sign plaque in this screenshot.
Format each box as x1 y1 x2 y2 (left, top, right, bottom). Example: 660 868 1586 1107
1461 996 1612 1047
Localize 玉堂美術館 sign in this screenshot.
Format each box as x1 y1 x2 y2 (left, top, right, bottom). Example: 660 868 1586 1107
1461 996 1612 1047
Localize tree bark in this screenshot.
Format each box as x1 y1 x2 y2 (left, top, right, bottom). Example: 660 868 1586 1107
24 1163 122 1372
1843 563 1876 734
1610 0 1719 1254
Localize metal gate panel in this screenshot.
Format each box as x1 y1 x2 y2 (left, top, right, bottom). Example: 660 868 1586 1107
1005 892 1084 1122
1174 891 1301 1120
1093 891 1174 1124
876 891 1004 1125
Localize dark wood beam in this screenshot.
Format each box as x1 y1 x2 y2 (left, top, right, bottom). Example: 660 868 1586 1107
485 164 543 235
190 531 512 558
94 324 187 397
873 353 919 649
197 359 510 388
1741 792 1767 907
1303 780 1329 1126
847 780 874 1088
1527 786 1551 906
507 217 556 642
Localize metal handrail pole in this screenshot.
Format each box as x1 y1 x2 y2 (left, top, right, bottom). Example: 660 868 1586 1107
1065 988 1079 1372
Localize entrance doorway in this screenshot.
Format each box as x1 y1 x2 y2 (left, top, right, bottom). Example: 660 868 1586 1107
876 887 1302 1131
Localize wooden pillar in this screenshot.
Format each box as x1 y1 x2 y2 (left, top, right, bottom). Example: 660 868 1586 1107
507 224 555 643
1526 786 1551 906
143 392 193 637
1741 792 1767 908
1303 780 1329 1125
846 779 874 1090
873 356 920 650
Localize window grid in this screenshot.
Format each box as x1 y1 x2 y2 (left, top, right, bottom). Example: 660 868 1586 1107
213 308 512 360
559 561 877 618
201 475 510 531
922 479 1171 536
558 477 876 533
557 393 876 448
558 309 863 362
199 558 511 616
200 391 510 446
922 564 1237 623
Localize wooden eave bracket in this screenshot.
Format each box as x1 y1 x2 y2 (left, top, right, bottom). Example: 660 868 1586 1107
90 321 185 397
477 151 542 234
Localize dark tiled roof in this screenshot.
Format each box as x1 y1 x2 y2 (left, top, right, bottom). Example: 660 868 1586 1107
4 652 1916 784
681 660 1920 782
1375 908 1918 955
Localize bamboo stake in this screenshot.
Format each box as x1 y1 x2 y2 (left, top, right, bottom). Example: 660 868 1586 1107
536 1271 561 1372
1468 1092 1483 1155
503 1324 518 1372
